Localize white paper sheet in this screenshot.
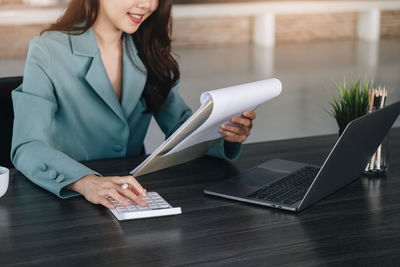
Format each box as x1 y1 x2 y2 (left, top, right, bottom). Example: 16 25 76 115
165 78 282 155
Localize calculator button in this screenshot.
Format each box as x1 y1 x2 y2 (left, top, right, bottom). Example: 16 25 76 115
116 207 127 212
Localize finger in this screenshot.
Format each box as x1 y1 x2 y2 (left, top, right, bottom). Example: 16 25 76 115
128 176 147 196
108 189 129 206
115 176 146 197
221 124 250 137
243 111 256 120
118 186 147 207
221 124 243 135
220 128 246 143
231 116 252 128
122 183 143 197
98 197 115 209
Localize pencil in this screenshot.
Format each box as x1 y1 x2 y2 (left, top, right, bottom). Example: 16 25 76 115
376 88 387 170
368 88 374 113
369 88 381 170
365 88 375 171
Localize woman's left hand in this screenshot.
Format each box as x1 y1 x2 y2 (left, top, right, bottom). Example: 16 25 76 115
219 111 256 143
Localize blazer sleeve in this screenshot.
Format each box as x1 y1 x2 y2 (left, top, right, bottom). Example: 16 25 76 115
11 37 101 199
153 84 242 160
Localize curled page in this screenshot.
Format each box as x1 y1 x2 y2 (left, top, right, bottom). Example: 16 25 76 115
166 78 282 155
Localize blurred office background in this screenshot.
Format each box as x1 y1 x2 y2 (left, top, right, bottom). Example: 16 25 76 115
1 0 399 153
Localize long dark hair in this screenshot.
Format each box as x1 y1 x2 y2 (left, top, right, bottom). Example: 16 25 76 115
42 0 179 113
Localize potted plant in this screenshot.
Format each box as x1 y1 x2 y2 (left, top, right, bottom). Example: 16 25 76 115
327 79 371 135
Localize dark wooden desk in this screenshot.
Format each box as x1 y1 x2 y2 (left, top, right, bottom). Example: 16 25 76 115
1 128 400 266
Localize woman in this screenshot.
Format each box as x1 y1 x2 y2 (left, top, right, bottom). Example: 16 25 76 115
11 0 256 209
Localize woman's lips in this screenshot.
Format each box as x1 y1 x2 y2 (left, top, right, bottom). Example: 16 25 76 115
128 13 144 24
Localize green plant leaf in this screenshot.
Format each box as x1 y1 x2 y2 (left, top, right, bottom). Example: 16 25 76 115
327 78 371 133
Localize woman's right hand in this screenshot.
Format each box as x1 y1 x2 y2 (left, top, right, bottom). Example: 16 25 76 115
66 174 147 209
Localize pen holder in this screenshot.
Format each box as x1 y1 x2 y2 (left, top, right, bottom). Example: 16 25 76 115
363 135 389 177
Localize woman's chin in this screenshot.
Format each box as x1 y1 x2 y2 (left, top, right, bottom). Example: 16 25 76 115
122 24 140 34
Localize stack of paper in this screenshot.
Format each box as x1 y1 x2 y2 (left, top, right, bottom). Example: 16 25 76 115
131 78 282 176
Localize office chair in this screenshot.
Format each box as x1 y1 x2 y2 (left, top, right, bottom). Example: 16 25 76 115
0 76 23 168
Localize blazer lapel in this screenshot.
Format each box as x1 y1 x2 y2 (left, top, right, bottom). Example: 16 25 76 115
121 34 147 117
70 28 127 123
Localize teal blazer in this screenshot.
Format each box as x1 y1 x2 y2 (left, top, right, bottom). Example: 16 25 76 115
11 28 241 198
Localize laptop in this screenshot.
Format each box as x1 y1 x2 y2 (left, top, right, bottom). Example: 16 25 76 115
204 100 400 212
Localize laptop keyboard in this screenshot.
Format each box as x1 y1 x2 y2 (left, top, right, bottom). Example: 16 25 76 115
247 166 320 205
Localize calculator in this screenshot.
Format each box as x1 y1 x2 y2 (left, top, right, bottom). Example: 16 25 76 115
108 192 182 220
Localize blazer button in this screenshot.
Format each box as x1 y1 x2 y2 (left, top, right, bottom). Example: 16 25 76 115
56 175 65 183
112 144 123 152
48 170 57 180
40 163 48 172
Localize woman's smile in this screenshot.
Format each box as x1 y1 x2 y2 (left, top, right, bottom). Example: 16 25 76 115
127 13 144 24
